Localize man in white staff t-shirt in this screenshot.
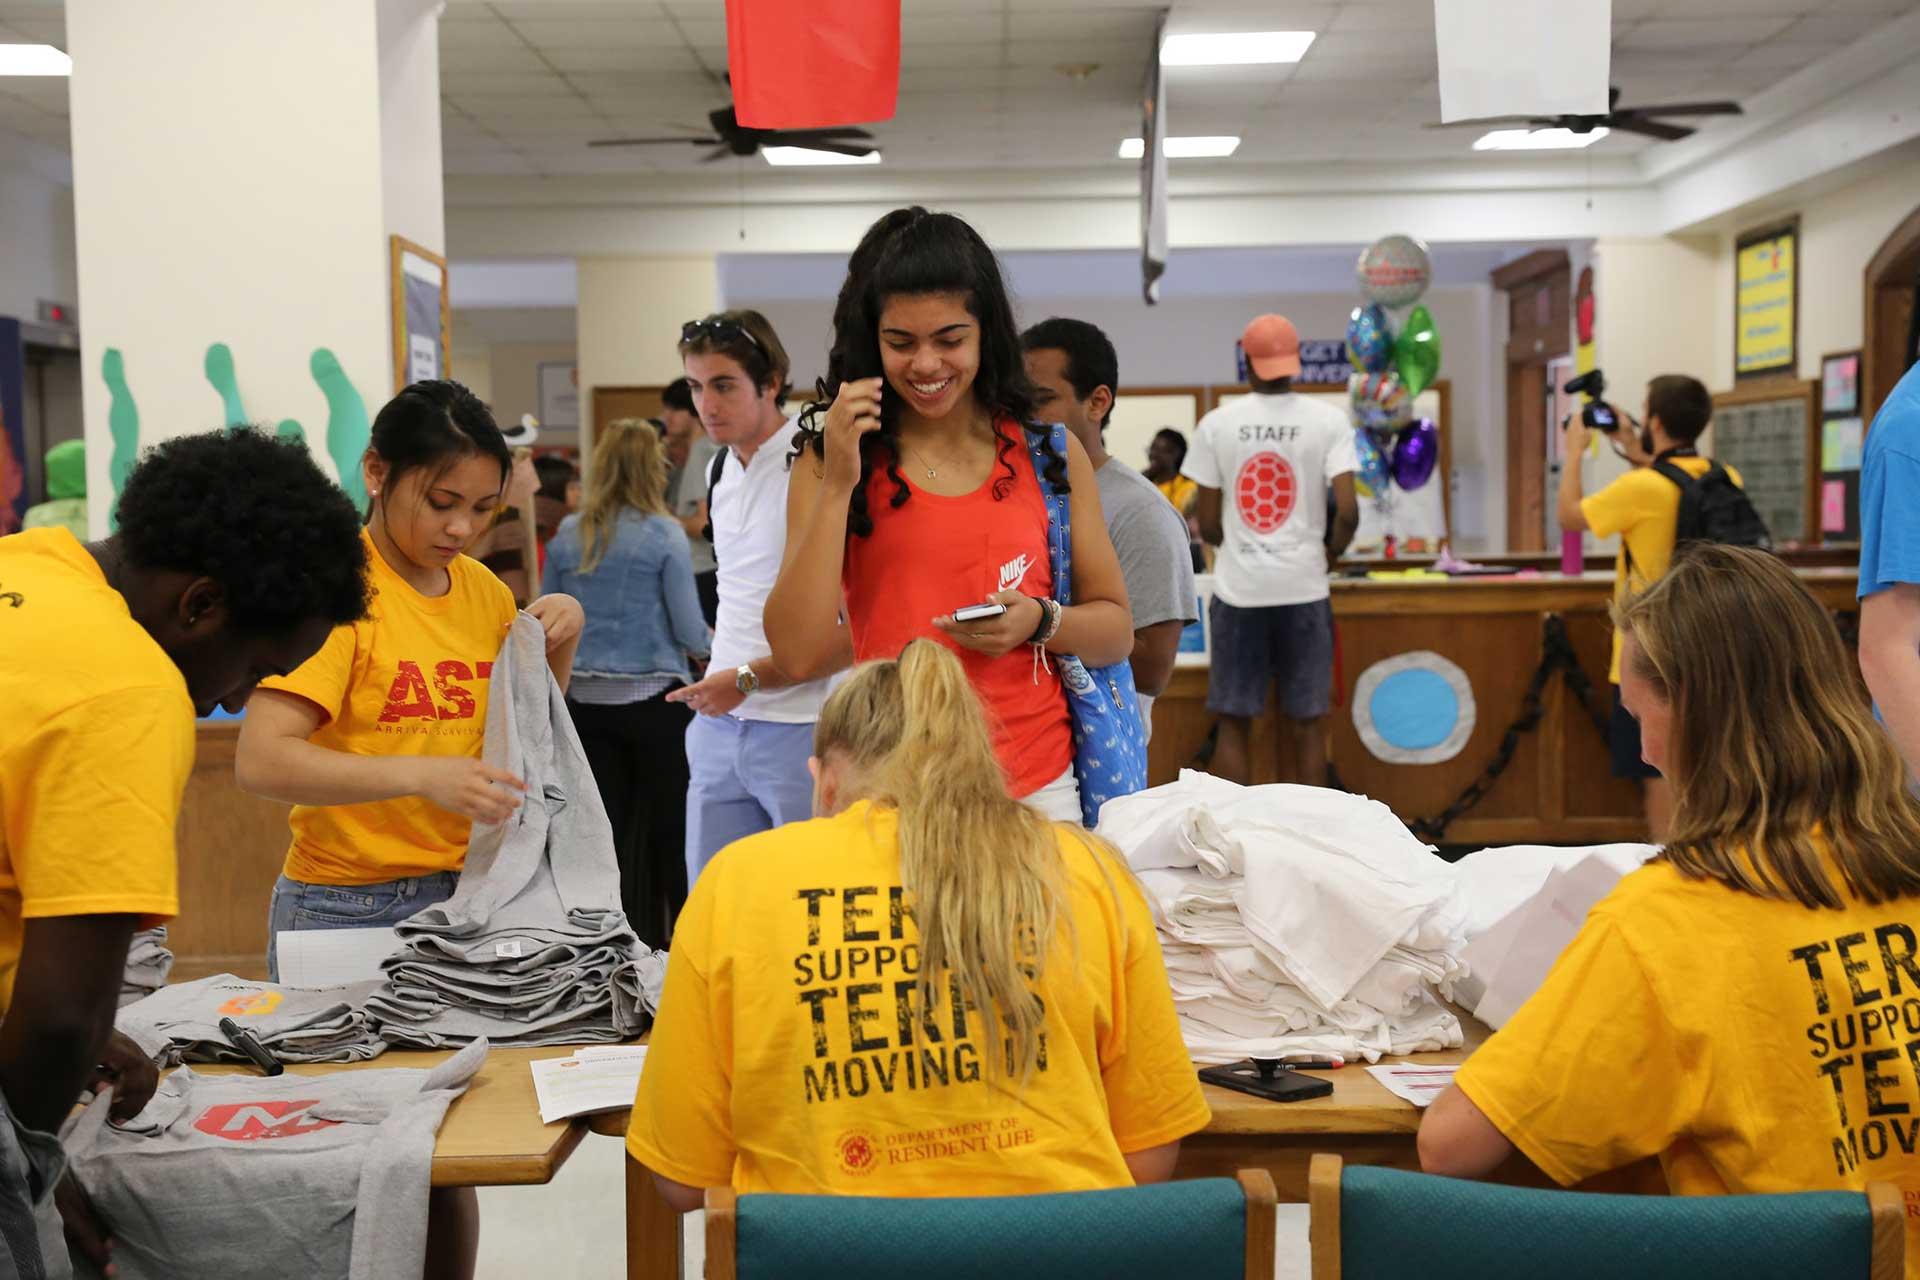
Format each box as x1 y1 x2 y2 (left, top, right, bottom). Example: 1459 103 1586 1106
1184 313 1359 786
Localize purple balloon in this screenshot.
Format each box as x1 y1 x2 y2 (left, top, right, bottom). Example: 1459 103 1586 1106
1391 419 1440 491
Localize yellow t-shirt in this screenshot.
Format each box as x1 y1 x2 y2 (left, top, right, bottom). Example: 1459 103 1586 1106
0 529 188 1009
1579 456 1743 681
626 801 1211 1194
1457 851 1920 1271
1156 475 1198 515
258 529 517 886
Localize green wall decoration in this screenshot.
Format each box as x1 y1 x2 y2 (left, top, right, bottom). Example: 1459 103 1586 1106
204 342 248 428
275 419 306 443
102 347 139 528
312 347 369 509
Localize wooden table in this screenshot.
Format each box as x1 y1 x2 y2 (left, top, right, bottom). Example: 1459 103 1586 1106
192 1043 588 1187
585 1016 1506 1280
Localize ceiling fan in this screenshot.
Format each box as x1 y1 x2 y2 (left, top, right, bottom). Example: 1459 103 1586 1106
1428 86 1743 142
589 104 877 162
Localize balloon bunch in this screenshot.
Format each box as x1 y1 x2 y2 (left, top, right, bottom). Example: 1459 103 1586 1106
1346 235 1442 497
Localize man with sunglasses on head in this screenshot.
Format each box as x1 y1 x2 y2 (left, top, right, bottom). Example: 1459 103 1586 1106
668 311 849 883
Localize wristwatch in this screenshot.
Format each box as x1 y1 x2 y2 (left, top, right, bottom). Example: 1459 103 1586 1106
734 663 760 696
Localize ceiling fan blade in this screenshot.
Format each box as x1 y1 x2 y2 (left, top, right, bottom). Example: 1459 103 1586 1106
700 144 733 163
1608 117 1693 141
1618 100 1743 118
768 139 877 158
588 135 721 148
1423 115 1548 130
772 126 877 142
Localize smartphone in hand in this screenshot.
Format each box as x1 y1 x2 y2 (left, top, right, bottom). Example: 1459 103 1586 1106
951 602 1009 623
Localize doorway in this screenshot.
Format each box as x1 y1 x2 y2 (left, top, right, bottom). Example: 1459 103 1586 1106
1864 203 1920 424
1493 250 1572 552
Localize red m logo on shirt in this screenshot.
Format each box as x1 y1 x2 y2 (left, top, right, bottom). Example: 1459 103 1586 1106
193 1100 340 1142
378 660 494 723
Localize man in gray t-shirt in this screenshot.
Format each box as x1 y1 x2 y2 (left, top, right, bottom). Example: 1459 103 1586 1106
1023 318 1197 740
661 377 720 625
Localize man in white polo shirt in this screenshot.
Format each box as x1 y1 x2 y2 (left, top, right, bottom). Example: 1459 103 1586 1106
1184 313 1358 787
668 311 848 882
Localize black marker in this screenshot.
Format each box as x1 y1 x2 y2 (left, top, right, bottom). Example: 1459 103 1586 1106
218 1017 283 1077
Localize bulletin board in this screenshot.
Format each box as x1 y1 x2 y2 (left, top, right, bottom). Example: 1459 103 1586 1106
390 236 450 394
1819 350 1863 543
1709 378 1821 545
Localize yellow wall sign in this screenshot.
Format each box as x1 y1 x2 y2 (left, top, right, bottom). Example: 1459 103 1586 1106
1735 224 1797 378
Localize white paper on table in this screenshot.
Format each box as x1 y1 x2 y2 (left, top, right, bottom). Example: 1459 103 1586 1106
1434 0 1610 124
530 1048 648 1125
1366 1063 1460 1108
274 927 397 987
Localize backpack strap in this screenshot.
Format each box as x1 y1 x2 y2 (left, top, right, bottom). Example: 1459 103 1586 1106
1650 459 1697 491
699 446 728 547
1020 423 1074 607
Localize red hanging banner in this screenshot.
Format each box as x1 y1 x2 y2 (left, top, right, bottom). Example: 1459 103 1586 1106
725 0 900 130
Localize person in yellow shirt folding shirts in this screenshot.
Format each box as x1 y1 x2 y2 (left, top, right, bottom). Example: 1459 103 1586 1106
235 380 583 1280
1421 546 1920 1273
1 429 369 1275
628 640 1210 1207
1556 374 1742 842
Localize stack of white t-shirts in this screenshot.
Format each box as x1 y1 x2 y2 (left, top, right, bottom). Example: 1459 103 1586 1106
367 616 665 1049
117 974 387 1066
58 1039 487 1280
119 927 173 1007
1449 842 1658 938
1101 771 1469 1065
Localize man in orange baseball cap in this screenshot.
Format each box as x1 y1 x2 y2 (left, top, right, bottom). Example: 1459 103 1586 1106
1182 313 1360 786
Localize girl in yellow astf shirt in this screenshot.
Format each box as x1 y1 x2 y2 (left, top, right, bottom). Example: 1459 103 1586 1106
237 380 582 1279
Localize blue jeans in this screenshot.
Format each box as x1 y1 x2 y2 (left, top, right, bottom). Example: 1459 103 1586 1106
684 713 815 886
266 871 459 982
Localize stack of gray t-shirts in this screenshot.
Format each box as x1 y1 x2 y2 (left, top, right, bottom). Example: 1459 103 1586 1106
117 974 387 1066
119 927 173 1007
57 1038 487 1280
366 616 664 1048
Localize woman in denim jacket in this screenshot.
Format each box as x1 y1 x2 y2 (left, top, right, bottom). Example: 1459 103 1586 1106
543 419 711 946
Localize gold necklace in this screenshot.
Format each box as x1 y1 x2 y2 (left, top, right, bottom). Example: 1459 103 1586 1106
906 439 964 480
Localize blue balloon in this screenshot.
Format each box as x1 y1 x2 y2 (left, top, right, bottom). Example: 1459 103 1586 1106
1353 426 1391 493
1346 304 1395 374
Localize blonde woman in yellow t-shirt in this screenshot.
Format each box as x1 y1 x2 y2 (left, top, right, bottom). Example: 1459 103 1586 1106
627 640 1209 1208
1421 545 1920 1267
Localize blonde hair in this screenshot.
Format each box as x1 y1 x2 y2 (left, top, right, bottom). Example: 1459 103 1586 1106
1616 544 1920 908
814 641 1072 1079
578 419 669 572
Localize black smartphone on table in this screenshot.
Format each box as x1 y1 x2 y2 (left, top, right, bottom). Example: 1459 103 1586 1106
1199 1059 1334 1103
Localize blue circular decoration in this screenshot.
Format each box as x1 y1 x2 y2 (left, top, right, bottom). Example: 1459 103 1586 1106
1351 651 1476 765
1370 670 1458 751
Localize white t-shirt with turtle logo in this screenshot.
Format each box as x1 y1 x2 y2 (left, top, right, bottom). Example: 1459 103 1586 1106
1182 391 1357 608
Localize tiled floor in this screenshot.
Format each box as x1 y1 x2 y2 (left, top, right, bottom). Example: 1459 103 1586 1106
476 1136 1313 1279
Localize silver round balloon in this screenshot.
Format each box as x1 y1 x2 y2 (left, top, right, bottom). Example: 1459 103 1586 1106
1356 235 1433 309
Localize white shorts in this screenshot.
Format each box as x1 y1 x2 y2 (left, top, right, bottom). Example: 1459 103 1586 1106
1023 765 1083 826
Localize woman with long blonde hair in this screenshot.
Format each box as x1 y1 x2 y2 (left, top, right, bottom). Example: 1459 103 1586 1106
1421 545 1920 1257
627 640 1208 1208
542 418 710 947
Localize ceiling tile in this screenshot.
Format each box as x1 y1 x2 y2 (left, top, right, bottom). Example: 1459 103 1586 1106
1323 3 1436 32
900 11 1007 41
438 19 527 50
1303 28 1438 60
1008 8 1162 41
438 46 552 72
1775 11 1900 42
540 45 696 71
507 19 686 48
1615 17 1793 49
488 2 669 17
440 71 576 94
1723 39 1849 69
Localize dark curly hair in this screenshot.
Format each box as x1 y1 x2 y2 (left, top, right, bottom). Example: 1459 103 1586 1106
795 207 1067 537
114 429 370 633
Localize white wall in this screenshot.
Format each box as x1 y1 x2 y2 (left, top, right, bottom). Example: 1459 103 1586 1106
69 1 392 507
741 283 1502 549
377 0 446 257
0 131 76 322
575 255 716 459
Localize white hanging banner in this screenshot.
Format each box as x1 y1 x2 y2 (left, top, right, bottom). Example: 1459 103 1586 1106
1434 0 1611 124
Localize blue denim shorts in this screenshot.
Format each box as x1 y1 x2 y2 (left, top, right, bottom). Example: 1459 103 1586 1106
1206 597 1335 721
266 871 458 981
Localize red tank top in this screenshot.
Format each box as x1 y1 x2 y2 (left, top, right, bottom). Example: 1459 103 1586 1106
842 426 1073 798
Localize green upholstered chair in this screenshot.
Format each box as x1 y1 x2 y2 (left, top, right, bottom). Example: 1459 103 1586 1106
1308 1154 1904 1280
705 1170 1276 1280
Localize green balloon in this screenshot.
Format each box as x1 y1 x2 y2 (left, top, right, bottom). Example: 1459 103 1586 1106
1394 304 1442 397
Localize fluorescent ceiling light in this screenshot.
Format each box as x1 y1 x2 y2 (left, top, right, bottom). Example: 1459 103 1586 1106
1160 31 1315 66
0 44 69 76
762 145 880 167
1472 126 1609 151
1118 135 1242 159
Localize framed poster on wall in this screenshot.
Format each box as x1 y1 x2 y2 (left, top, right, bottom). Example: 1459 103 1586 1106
390 236 449 393
1734 219 1797 380
537 361 579 431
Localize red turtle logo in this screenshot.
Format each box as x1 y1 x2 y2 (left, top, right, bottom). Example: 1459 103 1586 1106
1235 452 1297 535
193 1100 340 1142
836 1129 880 1177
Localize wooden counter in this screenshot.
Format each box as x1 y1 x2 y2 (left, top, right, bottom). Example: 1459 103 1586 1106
1150 567 1861 846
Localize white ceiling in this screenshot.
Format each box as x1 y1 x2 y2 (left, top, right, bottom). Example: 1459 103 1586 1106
0 0 1914 175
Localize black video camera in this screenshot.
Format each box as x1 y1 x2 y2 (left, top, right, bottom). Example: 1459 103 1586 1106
1563 369 1619 431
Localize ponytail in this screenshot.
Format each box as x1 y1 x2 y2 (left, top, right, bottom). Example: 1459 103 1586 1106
813 641 1065 1079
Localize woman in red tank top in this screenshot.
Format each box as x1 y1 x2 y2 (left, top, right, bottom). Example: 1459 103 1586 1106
764 209 1133 820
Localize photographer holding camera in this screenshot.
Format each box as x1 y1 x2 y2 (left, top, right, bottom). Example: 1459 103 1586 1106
1556 372 1745 841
